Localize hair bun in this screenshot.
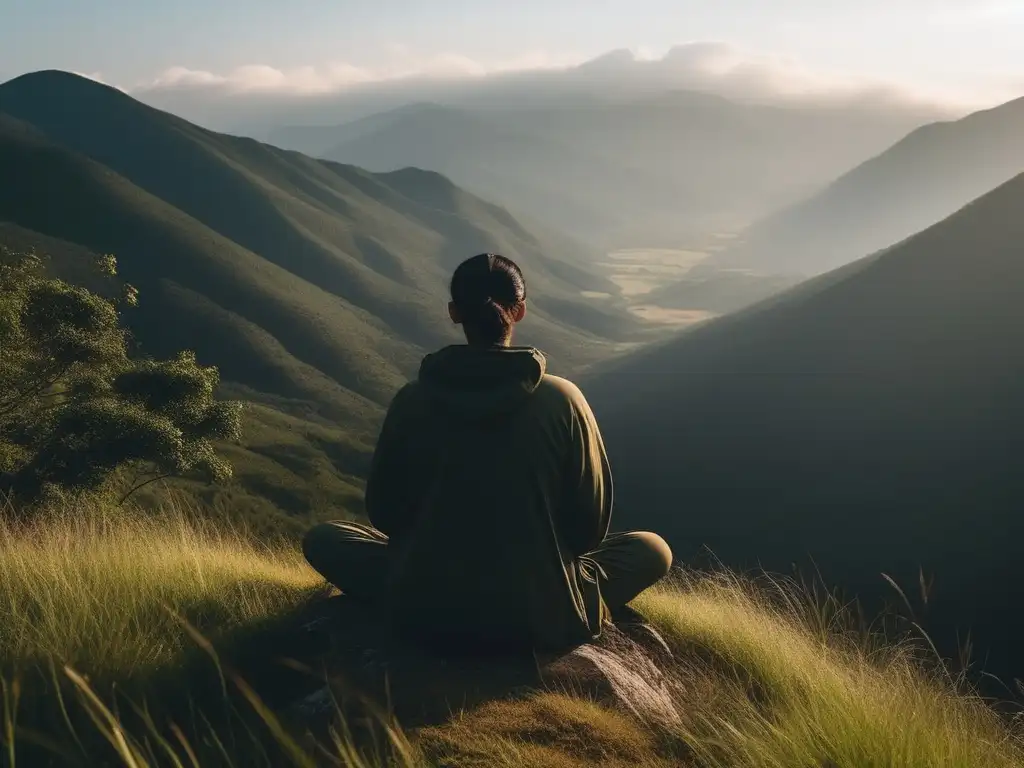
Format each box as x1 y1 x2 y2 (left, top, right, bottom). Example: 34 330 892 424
449 253 526 344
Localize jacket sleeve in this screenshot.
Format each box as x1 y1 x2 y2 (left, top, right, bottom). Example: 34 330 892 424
364 384 417 538
562 384 614 556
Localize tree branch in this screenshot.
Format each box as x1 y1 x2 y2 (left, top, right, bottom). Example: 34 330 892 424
118 473 173 505
0 365 73 416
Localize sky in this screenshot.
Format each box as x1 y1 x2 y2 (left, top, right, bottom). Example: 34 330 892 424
2 0 1024 108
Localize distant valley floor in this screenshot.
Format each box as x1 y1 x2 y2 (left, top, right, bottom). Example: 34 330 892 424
583 236 802 337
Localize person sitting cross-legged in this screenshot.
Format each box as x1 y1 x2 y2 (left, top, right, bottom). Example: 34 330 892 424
303 253 673 653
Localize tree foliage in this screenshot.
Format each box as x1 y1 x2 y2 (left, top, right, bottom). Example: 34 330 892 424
0 248 242 505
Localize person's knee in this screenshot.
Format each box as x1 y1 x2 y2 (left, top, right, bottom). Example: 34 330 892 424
595 531 674 610
302 522 340 572
636 531 673 582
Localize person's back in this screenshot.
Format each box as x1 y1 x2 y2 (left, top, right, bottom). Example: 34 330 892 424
369 345 611 650
302 254 672 653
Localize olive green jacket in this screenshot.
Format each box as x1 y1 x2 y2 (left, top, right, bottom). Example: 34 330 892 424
365 344 613 650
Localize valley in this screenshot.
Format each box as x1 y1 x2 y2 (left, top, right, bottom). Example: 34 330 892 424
584 240 799 331
596 247 718 329
601 247 710 298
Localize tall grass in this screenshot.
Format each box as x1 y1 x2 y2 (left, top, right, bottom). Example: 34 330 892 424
0 499 321 679
0 499 420 766
51 648 420 768
635 572 1024 768
1 498 1023 766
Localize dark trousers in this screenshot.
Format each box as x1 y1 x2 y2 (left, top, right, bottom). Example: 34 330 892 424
302 521 673 615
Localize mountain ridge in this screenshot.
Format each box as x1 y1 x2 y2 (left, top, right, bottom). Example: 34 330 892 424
722 93 1024 275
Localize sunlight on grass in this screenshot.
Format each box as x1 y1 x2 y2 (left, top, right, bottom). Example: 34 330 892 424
634 572 1024 768
418 692 679 768
0 499 321 679
2 499 1022 766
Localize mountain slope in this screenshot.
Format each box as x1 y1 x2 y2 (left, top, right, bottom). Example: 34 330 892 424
585 173 1024 684
0 71 633 400
316 103 665 245
722 95 1024 275
641 263 803 315
0 111 410 422
281 94 929 248
0 70 642 522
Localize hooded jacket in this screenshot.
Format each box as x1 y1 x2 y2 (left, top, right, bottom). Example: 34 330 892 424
364 344 613 651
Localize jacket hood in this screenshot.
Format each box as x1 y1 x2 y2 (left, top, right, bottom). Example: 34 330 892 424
417 345 546 422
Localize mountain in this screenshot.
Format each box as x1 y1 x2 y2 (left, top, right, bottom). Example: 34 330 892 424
270 93 934 249
722 95 1024 275
0 70 638 523
585 173 1024 684
269 102 443 157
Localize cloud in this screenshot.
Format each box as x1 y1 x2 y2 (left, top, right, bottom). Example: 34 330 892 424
149 63 374 94
642 42 1020 110
565 42 986 111
929 1 1024 23
658 42 894 98
124 42 1020 132
71 71 129 94
131 51 583 97
125 43 990 109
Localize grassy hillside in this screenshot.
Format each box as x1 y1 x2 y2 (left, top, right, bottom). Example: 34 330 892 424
0 502 319 680
586 170 1024 688
723 95 1024 275
4 501 1022 767
277 92 927 249
0 70 644 523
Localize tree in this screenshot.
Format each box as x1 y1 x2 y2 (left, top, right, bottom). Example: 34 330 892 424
0 248 242 506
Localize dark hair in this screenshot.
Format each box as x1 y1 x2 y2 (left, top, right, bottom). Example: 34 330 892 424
450 253 526 345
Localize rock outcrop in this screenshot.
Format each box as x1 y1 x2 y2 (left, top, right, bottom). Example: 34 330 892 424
264 595 680 732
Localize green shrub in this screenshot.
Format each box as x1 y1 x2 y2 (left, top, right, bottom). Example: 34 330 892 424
0 249 242 507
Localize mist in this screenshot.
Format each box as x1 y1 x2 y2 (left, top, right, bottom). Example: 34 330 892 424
132 43 962 136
